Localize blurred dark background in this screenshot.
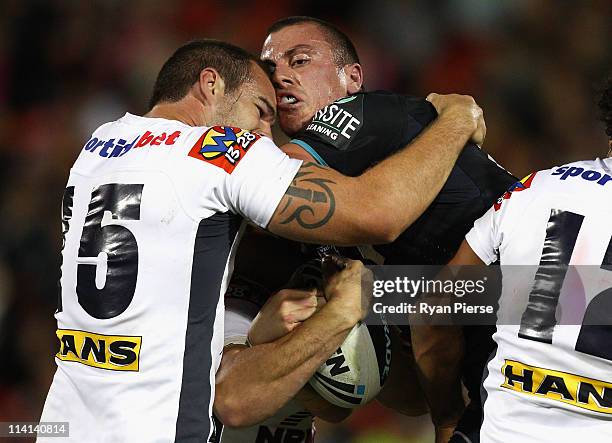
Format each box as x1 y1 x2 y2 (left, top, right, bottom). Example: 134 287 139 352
0 0 610 441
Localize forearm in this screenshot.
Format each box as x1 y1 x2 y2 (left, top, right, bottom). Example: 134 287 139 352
215 301 355 427
411 325 465 428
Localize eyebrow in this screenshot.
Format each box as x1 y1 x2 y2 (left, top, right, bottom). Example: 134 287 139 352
262 44 315 66
284 45 315 59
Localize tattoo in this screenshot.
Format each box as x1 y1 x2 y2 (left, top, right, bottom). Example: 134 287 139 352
280 163 336 229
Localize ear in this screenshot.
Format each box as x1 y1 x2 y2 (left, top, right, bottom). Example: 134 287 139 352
197 68 226 106
344 63 363 94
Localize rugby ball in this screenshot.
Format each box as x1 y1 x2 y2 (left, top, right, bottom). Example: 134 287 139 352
308 322 392 408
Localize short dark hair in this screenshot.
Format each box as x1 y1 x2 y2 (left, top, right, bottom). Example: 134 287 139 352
149 39 261 109
598 75 612 139
266 16 360 67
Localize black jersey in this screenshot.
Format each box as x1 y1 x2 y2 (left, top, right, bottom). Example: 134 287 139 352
292 91 518 265
293 91 518 440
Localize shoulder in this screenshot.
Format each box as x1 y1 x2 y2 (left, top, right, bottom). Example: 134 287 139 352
361 91 437 125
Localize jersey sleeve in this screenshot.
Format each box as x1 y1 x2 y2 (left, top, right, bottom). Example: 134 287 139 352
465 172 539 264
290 92 437 176
222 133 302 228
465 205 501 265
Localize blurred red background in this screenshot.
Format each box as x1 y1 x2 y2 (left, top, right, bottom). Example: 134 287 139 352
0 1 610 441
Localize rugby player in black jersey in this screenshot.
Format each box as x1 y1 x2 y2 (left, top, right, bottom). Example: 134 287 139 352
257 16 519 443
215 90 489 442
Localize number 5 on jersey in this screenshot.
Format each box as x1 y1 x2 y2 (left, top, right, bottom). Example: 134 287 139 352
60 183 143 319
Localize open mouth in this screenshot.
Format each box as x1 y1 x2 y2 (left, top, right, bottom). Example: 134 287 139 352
280 95 298 104
277 92 302 109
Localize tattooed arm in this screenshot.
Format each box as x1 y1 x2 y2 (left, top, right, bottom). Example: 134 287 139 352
268 93 486 245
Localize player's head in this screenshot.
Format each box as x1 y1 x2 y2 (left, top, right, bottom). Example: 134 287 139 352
261 17 363 136
598 75 612 157
149 39 276 136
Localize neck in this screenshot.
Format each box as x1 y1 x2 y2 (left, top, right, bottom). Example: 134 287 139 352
145 96 208 127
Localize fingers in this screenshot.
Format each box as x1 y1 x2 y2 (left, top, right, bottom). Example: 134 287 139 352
285 305 318 324
425 92 441 108
276 289 318 324
322 256 370 323
426 92 486 146
472 115 487 146
323 255 360 275
276 288 318 301
277 257 370 330
249 287 319 345
323 257 363 285
325 254 350 269
426 93 478 114
321 254 349 280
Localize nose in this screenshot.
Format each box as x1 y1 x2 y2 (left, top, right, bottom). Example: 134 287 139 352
272 64 295 89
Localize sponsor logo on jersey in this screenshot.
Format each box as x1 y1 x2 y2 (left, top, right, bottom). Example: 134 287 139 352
551 165 612 186
305 94 363 150
494 172 536 211
501 360 612 415
83 130 181 158
188 126 261 173
56 329 141 371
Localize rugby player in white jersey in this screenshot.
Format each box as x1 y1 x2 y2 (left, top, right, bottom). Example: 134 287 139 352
39 38 488 443
448 78 612 442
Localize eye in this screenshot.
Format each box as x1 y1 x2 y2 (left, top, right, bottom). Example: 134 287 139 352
256 105 275 125
290 55 310 68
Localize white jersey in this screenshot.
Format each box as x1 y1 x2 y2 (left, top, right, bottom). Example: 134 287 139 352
220 276 315 443
466 158 612 442
39 114 302 443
